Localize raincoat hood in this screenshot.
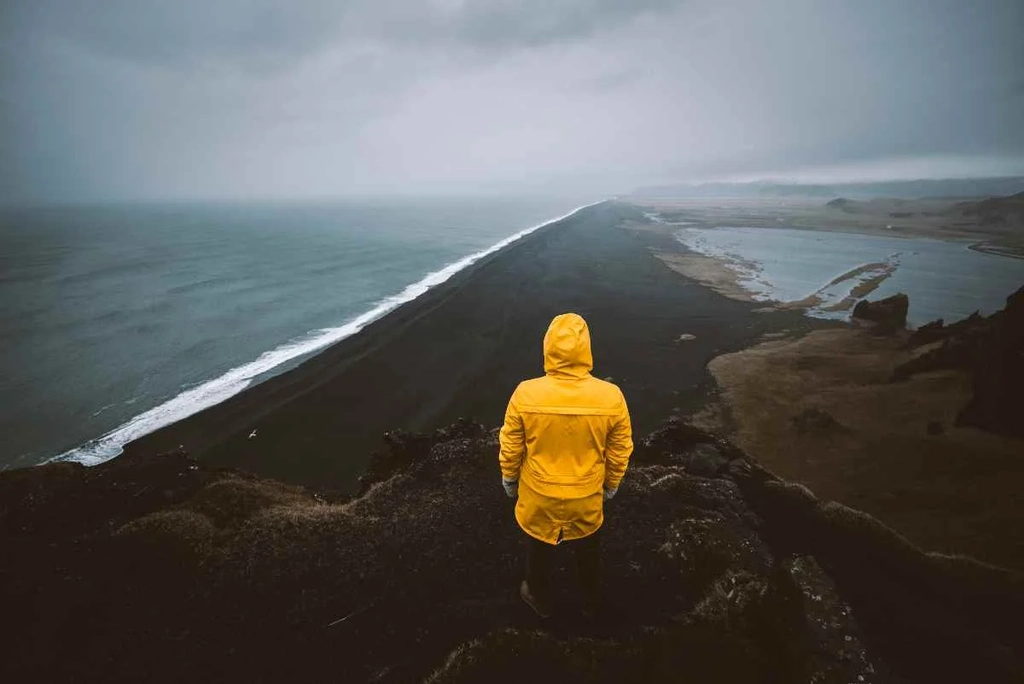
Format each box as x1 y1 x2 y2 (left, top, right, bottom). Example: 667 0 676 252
543 313 593 379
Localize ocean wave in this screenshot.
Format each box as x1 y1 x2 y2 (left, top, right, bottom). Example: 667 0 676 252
51 201 602 467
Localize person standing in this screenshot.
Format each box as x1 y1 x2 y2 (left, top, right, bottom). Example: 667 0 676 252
498 312 633 618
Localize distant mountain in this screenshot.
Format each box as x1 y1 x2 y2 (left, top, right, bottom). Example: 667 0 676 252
823 197 923 215
824 191 1024 227
840 178 1024 199
822 192 1024 255
632 176 1024 200
955 191 1024 225
824 197 856 212
632 181 837 198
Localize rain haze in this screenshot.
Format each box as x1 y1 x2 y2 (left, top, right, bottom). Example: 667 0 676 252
3 0 1024 202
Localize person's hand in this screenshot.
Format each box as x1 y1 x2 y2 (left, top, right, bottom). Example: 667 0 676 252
502 478 519 499
603 487 618 501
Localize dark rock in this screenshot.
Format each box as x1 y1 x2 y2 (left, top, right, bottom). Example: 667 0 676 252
852 293 909 332
434 417 488 442
905 311 988 351
640 418 713 455
891 285 1024 438
891 311 992 381
908 318 946 347
688 569 771 634
779 555 892 682
934 310 985 341
677 443 730 477
357 430 429 494
429 484 886 684
657 514 772 598
892 337 973 380
358 418 486 494
732 460 1024 684
957 286 1024 437
926 420 945 436
3 419 1024 682
637 418 746 466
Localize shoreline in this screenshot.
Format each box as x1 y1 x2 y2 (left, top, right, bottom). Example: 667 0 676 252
968 241 1024 260
78 197 1017 477
647 240 898 317
124 201 822 492
53 201 604 468
631 210 1023 325
643 220 904 315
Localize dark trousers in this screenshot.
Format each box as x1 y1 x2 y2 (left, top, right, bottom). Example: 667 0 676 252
525 529 600 607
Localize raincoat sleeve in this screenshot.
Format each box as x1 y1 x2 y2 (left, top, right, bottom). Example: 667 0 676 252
604 391 633 491
498 389 526 482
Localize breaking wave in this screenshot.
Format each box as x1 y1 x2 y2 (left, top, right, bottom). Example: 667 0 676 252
52 201 602 466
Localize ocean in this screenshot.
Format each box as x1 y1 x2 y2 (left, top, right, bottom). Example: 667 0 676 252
0 197 588 470
675 226 1024 326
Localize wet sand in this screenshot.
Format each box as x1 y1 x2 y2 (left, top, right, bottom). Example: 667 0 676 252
126 201 818 492
632 217 902 313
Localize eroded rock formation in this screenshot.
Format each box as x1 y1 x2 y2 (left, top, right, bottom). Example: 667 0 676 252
893 285 1024 437
852 293 909 333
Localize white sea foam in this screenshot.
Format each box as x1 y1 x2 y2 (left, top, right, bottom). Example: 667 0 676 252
52 201 603 466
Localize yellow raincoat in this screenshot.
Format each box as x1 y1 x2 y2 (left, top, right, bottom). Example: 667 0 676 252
499 313 633 545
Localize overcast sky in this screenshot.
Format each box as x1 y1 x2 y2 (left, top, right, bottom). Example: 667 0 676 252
2 0 1023 202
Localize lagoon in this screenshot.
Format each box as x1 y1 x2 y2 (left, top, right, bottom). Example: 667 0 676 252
675 226 1024 326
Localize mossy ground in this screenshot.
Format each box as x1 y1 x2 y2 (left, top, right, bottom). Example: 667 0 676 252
4 422 1022 682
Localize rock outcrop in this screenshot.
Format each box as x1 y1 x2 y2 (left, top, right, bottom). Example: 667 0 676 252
958 286 1024 436
357 417 486 495
3 419 1023 683
893 285 1024 437
905 317 947 347
852 293 909 332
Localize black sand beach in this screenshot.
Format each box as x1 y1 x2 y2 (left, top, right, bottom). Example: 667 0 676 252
127 201 816 491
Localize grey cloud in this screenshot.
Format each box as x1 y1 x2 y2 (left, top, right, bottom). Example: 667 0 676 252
2 0 1023 202
408 0 682 51
7 1 351 70
8 1 683 70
